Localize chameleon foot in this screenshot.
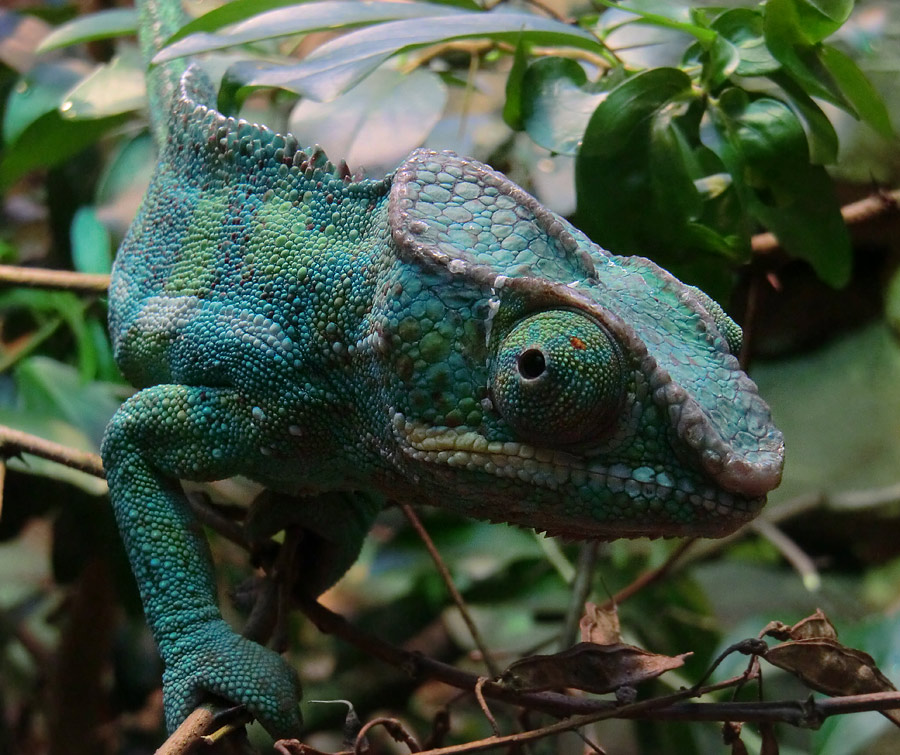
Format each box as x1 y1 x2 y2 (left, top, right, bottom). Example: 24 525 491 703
162 619 302 739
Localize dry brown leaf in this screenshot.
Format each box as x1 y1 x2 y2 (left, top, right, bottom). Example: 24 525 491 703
579 602 621 645
499 642 691 694
765 638 900 727
761 608 837 642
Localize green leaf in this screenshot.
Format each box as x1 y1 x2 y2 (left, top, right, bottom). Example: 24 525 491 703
649 109 702 226
58 48 146 120
706 94 851 286
578 67 692 161
2 61 83 145
520 57 605 156
762 0 884 129
242 11 603 102
769 70 838 164
36 8 138 53
155 0 469 62
596 0 716 44
0 109 131 189
70 206 112 275
575 68 732 273
166 0 481 43
502 35 528 131
703 33 740 89
288 67 446 173
615 0 693 25
95 132 155 206
793 0 853 43
818 44 894 138
712 8 780 76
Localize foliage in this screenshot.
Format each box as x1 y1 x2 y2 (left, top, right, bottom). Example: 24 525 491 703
0 1 898 754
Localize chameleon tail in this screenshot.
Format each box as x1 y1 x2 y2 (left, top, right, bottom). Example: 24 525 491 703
137 0 208 150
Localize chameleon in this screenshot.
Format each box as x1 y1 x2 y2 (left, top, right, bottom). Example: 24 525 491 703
100 0 785 740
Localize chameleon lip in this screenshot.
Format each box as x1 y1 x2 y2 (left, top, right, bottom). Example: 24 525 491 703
389 411 764 516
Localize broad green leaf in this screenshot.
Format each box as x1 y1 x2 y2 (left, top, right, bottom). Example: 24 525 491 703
502 35 528 131
574 68 737 282
712 8 780 76
819 44 894 138
763 0 877 125
520 57 605 156
763 0 840 104
95 132 155 206
596 0 716 44
3 61 84 145
0 110 131 189
58 48 146 120
36 8 138 53
15 356 122 444
70 206 112 275
793 0 853 42
770 70 838 164
166 0 481 43
649 109 702 225
244 12 603 102
287 67 446 173
703 33 740 89
154 1 469 62
615 0 693 25
706 94 851 286
578 67 692 161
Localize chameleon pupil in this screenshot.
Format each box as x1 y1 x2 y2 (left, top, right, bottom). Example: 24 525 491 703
518 349 546 380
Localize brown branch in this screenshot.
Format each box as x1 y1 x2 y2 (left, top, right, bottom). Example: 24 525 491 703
299 595 875 725
752 187 900 254
155 706 216 755
0 265 110 292
400 503 501 678
0 424 105 478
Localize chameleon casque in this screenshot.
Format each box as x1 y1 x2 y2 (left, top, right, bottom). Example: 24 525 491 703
101 0 785 739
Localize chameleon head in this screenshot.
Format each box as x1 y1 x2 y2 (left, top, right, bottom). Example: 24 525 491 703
378 149 784 540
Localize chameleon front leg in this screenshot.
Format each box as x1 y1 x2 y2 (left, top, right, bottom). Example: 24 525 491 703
101 384 302 738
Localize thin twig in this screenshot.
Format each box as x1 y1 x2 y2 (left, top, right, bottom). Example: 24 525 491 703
751 518 820 590
354 717 422 754
0 424 105 478
751 187 900 254
560 542 598 650
474 677 500 735
597 538 696 610
0 265 110 292
400 503 501 678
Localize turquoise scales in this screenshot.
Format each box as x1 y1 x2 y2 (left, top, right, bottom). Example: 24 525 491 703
102 0 784 740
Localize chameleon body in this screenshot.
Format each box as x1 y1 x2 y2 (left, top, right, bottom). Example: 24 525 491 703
101 0 784 738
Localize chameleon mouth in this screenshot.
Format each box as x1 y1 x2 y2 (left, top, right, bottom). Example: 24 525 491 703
389 411 764 530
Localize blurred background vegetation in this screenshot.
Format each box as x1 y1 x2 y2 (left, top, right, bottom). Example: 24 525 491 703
0 0 898 753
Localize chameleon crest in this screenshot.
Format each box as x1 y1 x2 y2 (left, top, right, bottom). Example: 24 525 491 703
102 0 784 739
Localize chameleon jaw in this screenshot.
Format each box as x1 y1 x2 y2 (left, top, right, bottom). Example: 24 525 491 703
389 411 765 538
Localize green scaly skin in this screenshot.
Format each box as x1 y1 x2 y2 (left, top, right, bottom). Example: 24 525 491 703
101 0 785 739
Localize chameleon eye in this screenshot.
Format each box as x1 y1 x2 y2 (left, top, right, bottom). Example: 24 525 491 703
490 311 625 444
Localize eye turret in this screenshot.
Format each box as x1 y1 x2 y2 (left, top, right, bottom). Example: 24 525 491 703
489 310 625 445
